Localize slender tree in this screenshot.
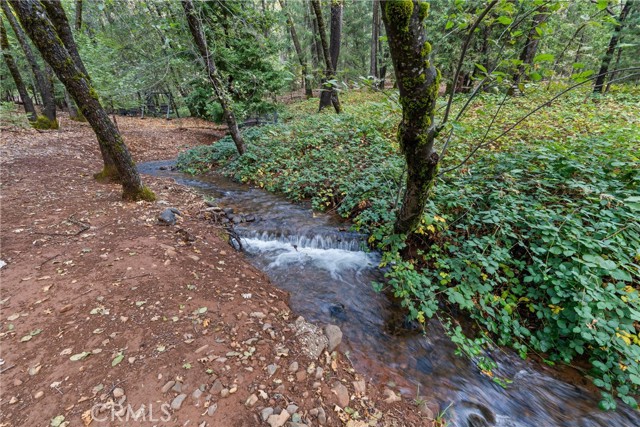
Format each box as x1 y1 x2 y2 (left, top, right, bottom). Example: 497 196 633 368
181 0 245 155
75 0 82 31
0 16 36 121
42 1 88 77
311 0 341 113
513 6 549 87
370 0 380 79
593 0 635 93
1 0 56 125
9 0 155 201
381 0 440 235
279 0 313 98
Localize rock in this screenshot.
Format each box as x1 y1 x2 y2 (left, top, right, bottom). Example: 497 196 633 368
245 393 259 407
267 410 290 427
192 389 203 401
245 214 256 222
171 382 183 393
267 364 278 377
229 385 238 394
207 403 218 417
315 367 324 380
324 324 342 352
352 380 366 395
383 388 401 404
13 379 22 386
9 396 18 404
223 208 234 216
259 390 268 399
161 380 175 393
171 393 187 410
261 407 274 422
467 414 490 427
34 391 44 399
286 404 299 414
418 401 434 419
113 388 125 398
331 382 350 408
288 423 307 427
220 388 230 398
288 361 298 373
292 318 328 360
317 407 327 425
291 413 302 423
210 379 223 395
158 208 181 225
232 216 243 224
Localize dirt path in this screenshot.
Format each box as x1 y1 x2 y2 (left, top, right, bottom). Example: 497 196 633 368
0 115 431 427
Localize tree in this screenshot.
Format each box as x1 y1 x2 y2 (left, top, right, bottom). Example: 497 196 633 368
0 15 36 121
593 0 635 93
380 0 440 235
1 0 56 126
9 0 154 201
311 0 341 113
279 0 313 98
513 6 549 88
370 0 380 79
181 0 245 155
75 0 82 31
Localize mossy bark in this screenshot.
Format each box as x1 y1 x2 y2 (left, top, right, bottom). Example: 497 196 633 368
381 0 440 235
1 16 36 121
1 0 56 123
182 0 245 155
279 0 313 98
10 0 154 202
311 0 341 113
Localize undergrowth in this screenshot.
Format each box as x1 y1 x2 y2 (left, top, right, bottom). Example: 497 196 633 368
177 87 640 410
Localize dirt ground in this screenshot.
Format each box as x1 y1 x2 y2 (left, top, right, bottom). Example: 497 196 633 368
0 114 433 427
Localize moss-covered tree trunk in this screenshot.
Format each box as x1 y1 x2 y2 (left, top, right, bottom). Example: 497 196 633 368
10 0 154 201
381 0 440 235
593 0 634 94
0 16 36 121
279 0 312 98
311 0 341 113
182 0 245 155
1 0 56 125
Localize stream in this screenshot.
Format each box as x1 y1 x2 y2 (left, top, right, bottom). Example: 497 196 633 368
140 160 639 427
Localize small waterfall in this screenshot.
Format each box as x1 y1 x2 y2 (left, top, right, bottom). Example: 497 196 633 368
237 229 367 252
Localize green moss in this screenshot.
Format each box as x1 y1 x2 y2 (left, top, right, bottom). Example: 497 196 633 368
88 86 100 101
123 185 156 202
418 1 430 21
31 115 59 130
93 164 120 183
421 41 432 57
383 0 414 32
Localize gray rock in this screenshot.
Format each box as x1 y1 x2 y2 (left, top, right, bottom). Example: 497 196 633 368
315 367 324 380
288 423 307 427
267 410 290 427
324 324 342 352
291 413 302 423
245 394 259 407
192 389 203 401
207 403 218 417
331 382 349 408
292 318 328 360
210 379 223 395
223 208 234 216
113 387 125 398
158 208 181 225
171 393 187 410
267 364 278 377
352 380 366 395
220 388 230 398
161 380 175 394
261 407 274 422
418 401 434 419
171 382 183 393
316 407 326 425
288 361 298 373
245 214 256 222
467 414 490 427
286 404 299 414
232 215 243 224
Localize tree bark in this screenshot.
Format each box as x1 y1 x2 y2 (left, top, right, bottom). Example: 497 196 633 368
279 0 312 98
369 0 380 78
1 0 56 123
513 7 548 87
593 0 634 94
381 0 440 235
10 0 154 201
0 16 36 121
75 0 82 31
182 0 245 155
42 1 88 77
311 0 340 113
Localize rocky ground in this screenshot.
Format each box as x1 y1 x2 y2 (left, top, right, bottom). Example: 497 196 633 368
0 114 434 427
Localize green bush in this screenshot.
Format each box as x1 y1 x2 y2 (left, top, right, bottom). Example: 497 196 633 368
178 89 640 409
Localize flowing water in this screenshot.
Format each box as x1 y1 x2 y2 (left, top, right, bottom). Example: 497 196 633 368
140 160 639 427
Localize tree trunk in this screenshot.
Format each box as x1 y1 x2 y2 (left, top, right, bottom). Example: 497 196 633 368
0 16 36 121
182 0 245 155
42 1 88 77
513 7 548 87
310 2 322 75
75 0 82 31
1 0 56 124
605 44 624 93
381 0 440 235
279 0 312 98
369 0 380 78
593 0 634 94
10 0 154 201
311 0 340 113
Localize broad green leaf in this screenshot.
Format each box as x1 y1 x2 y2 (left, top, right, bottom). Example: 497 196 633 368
497 16 512 25
533 53 554 63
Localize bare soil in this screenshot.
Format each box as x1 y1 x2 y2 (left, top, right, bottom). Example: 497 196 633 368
0 115 432 427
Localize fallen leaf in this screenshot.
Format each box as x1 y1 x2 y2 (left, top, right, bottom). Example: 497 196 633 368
81 410 92 426
112 353 124 367
7 314 20 321
50 415 65 427
70 352 91 361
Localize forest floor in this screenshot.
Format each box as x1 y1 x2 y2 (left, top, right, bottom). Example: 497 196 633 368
0 114 432 427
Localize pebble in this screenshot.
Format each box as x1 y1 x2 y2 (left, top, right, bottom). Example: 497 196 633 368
267 364 278 377
288 361 298 373
291 413 302 423
324 324 343 352
171 382 183 393
317 407 327 425
34 391 44 399
210 379 223 394
207 403 218 416
418 401 434 419
192 389 203 401
9 396 18 404
353 380 366 395
258 389 268 399
171 393 187 410
13 379 22 386
245 393 258 407
261 407 274 421
331 382 350 408
113 388 125 398
267 410 290 427
315 367 324 379
286 404 299 414
229 384 238 394
383 388 401 404
161 380 175 394
220 388 230 398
